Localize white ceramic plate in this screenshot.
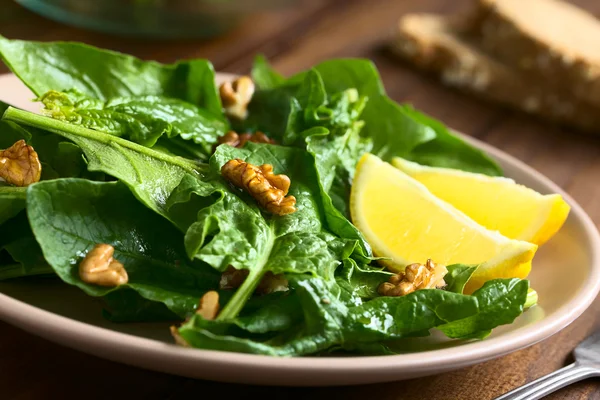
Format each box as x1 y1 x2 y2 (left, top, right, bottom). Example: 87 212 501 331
0 73 599 387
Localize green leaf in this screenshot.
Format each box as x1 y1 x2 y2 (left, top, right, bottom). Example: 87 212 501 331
235 292 304 334
444 264 479 294
178 275 528 356
102 289 181 323
251 55 285 90
38 89 229 152
0 35 223 114
0 186 26 226
437 279 529 339
26 178 221 318
402 106 502 176
335 259 392 305
0 211 53 280
345 288 480 342
3 106 207 217
525 288 538 309
2 236 53 279
295 69 327 111
286 58 385 98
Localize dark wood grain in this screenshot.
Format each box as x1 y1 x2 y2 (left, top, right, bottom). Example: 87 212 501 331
2 0 600 398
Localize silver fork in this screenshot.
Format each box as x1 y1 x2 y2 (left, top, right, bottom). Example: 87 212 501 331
495 330 600 400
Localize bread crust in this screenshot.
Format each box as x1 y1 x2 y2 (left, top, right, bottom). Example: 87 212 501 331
469 0 600 105
391 13 600 133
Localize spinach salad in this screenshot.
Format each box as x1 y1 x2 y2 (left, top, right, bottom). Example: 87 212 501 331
0 36 533 357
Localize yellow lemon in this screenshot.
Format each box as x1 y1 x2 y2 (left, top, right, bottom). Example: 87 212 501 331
392 157 570 246
350 153 538 293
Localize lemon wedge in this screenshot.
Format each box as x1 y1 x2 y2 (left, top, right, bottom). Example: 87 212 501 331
350 153 538 293
391 157 570 246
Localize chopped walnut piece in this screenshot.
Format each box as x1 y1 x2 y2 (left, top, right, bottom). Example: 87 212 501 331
0 140 41 187
219 265 249 290
170 326 191 347
378 259 447 296
219 266 289 295
216 131 242 148
197 291 220 320
221 159 296 215
238 131 276 147
256 272 289 295
215 130 276 152
219 76 255 120
79 244 128 287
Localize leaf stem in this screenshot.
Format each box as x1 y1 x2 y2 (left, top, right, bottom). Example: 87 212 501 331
2 107 206 175
217 225 276 320
524 287 538 309
0 186 27 198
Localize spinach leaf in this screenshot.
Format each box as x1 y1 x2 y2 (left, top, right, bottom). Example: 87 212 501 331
251 55 285 90
402 106 502 176
28 129 100 180
0 211 53 280
3 106 207 217
1 101 100 182
335 259 392 306
437 279 529 339
39 89 229 152
177 275 528 356
102 289 181 323
0 35 222 114
1 237 53 279
235 292 304 334
444 264 479 294
0 187 26 225
26 178 221 318
525 288 538 309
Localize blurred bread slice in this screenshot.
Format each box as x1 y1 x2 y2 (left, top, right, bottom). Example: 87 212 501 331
469 0 600 105
391 13 600 132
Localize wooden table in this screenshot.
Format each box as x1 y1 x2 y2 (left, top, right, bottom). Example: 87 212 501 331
1 0 600 398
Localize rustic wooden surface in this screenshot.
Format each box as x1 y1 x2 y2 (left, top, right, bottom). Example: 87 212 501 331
1 0 600 398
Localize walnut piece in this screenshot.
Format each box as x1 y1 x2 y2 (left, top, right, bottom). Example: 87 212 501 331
256 272 289 295
220 265 289 295
216 130 276 149
196 291 220 320
219 76 255 120
221 159 296 216
0 140 41 187
378 259 447 296
79 244 128 287
169 326 191 347
219 265 250 290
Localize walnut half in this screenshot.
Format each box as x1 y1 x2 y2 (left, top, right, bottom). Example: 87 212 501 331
219 76 255 120
79 244 128 287
0 140 41 187
378 259 447 296
221 159 296 216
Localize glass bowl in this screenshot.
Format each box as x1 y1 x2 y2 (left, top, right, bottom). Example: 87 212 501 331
15 0 298 39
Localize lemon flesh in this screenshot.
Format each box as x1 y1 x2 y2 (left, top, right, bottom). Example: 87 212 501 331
350 154 538 293
392 157 570 246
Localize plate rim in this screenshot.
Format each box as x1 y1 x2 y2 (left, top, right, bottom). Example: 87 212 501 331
0 72 599 386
